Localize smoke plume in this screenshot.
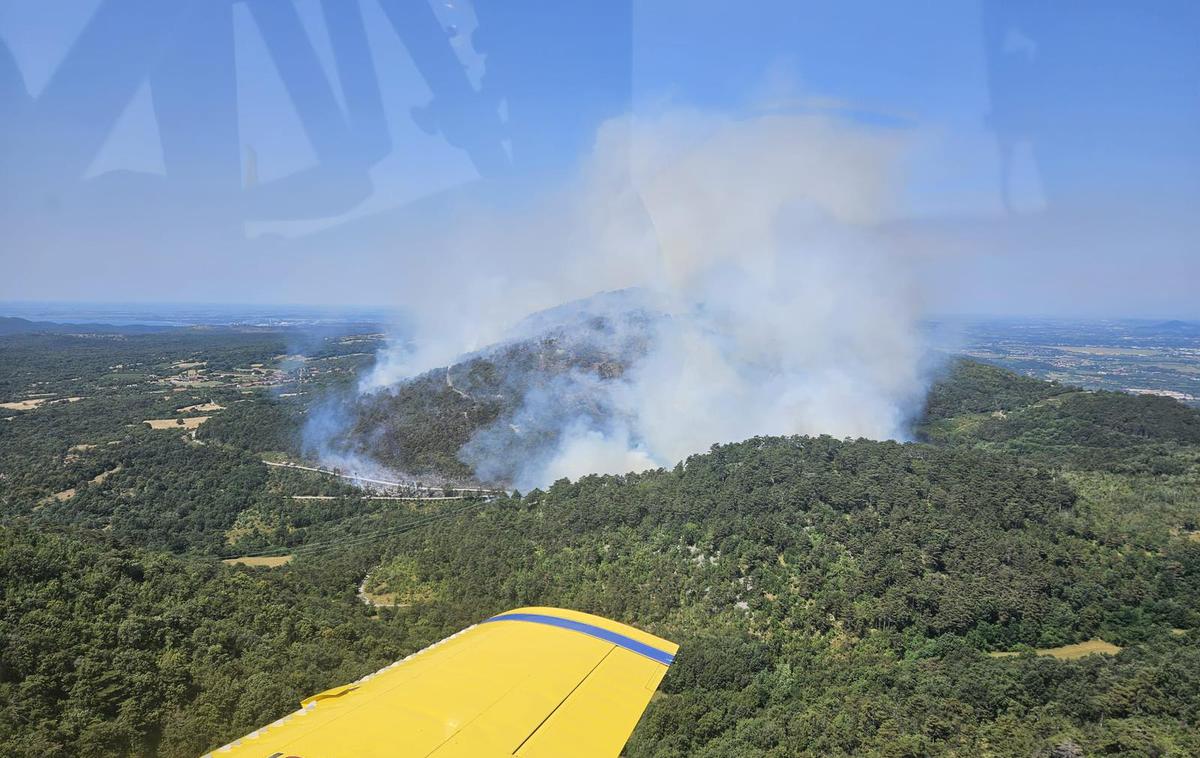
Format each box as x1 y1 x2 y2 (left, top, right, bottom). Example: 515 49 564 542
355 108 931 489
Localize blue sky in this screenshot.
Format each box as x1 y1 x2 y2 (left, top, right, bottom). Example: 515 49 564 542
1 1 1197 317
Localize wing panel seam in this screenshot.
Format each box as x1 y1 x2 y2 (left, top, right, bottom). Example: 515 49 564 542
511 646 615 755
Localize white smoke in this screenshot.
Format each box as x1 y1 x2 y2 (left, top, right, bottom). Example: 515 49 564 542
532 420 659 486
362 107 930 489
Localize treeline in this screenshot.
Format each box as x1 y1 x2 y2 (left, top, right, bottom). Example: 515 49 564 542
195 397 302 456
384 436 1197 646
358 435 1199 755
921 359 1200 473
922 358 1069 419
0 330 286 504
632 628 1200 756
33 435 269 553
0 527 406 757
4 338 1200 756
16 430 450 558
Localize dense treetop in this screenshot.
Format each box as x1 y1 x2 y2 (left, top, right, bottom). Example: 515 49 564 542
1 332 1198 757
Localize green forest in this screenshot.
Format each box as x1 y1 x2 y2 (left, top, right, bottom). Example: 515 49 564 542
1 330 1198 756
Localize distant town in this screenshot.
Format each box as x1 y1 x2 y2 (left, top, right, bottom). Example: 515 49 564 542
944 317 1200 406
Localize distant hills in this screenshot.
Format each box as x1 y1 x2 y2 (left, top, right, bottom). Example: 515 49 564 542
0 315 384 339
0 316 171 336
1136 319 1200 337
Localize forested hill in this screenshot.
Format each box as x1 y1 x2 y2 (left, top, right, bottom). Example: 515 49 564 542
343 349 1200 487
2 330 1199 756
922 359 1200 473
364 434 1200 756
922 358 1073 418
342 305 656 480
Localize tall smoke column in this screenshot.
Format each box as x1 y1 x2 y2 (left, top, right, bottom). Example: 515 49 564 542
356 108 930 489
514 110 926 487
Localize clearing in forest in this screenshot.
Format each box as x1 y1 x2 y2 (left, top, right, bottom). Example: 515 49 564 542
0 398 48 411
990 638 1121 660
145 416 210 430
221 555 293 567
177 401 225 413
42 466 122 505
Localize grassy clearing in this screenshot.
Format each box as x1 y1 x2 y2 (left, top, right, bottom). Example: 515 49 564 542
177 401 225 413
0 398 48 411
990 638 1122 660
221 555 293 567
145 416 210 430
90 466 120 486
45 488 76 504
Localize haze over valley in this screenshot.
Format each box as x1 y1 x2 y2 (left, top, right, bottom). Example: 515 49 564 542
3 2 1199 756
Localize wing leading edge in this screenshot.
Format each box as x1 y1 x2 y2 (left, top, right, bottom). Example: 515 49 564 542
203 606 678 757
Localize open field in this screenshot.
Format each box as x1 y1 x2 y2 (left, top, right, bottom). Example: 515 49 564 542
1150 362 1200 375
221 555 293 568
91 466 120 485
1054 346 1160 357
177 401 225 413
990 638 1121 660
0 398 48 411
45 488 75 504
145 416 210 430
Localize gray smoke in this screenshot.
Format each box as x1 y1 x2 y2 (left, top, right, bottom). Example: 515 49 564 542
358 108 931 489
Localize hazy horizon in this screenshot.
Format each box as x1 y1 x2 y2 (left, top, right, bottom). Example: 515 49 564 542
2 297 1199 326
3 2 1198 320
4 1 1198 483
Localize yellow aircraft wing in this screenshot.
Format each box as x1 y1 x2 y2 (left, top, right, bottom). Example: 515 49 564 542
203 607 678 758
